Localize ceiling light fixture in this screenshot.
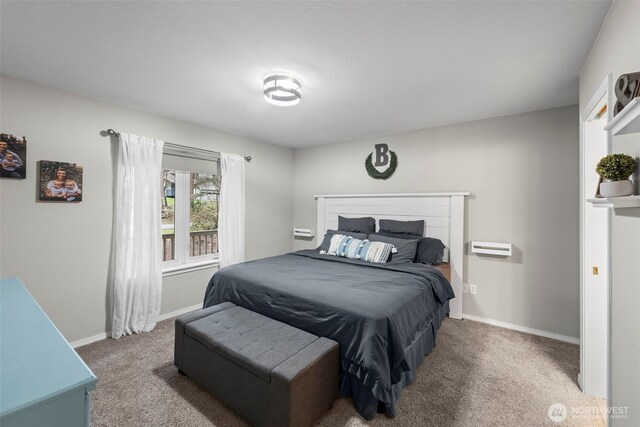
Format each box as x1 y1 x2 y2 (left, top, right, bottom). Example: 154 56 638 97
263 73 302 106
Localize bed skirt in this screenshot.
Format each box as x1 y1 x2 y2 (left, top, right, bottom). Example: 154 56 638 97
338 300 449 420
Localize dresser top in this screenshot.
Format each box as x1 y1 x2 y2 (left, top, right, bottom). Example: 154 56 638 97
0 277 97 418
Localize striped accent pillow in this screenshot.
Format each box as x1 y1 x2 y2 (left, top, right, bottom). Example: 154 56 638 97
360 241 394 263
326 234 351 256
324 233 395 263
343 237 366 259
325 234 367 259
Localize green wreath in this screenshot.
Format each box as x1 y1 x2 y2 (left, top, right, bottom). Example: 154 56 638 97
365 151 398 180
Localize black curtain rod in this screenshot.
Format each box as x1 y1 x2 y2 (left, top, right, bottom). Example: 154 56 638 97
104 129 251 162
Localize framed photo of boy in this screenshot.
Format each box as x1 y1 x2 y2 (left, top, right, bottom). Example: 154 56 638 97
38 160 83 202
0 133 27 179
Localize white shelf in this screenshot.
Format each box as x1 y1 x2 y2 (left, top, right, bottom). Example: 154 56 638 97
471 241 512 256
604 98 640 136
587 195 640 208
293 227 315 238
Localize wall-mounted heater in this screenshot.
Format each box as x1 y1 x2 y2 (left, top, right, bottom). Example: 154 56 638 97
293 227 315 238
471 241 512 257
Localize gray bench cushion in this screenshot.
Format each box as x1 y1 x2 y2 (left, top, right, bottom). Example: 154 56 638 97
185 305 317 382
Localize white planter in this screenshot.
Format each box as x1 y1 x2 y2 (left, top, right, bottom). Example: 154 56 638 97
600 180 634 198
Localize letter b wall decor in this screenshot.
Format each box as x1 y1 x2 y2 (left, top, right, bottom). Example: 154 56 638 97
365 144 398 180
374 143 390 167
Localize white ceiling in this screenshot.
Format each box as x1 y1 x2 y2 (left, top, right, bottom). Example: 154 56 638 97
0 1 610 148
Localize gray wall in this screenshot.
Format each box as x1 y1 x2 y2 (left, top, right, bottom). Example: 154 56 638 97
0 75 294 343
293 105 580 339
580 0 640 423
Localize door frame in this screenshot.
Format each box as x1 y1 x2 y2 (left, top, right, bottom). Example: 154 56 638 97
579 74 613 406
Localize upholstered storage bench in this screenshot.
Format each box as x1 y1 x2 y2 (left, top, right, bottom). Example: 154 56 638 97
174 302 339 427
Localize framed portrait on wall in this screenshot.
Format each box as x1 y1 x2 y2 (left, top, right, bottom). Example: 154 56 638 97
38 160 83 202
0 133 27 179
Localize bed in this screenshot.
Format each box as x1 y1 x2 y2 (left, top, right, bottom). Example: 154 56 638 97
203 193 468 420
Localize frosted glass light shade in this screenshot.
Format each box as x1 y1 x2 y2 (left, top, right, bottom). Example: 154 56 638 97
263 74 301 106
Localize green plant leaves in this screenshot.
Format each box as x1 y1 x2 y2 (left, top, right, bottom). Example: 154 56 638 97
365 151 398 180
596 153 636 181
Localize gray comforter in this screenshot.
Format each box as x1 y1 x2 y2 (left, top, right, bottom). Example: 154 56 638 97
203 250 454 419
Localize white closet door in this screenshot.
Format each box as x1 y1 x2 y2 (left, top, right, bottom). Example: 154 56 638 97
581 92 610 399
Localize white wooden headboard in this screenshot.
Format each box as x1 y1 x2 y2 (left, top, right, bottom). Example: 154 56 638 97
315 193 469 320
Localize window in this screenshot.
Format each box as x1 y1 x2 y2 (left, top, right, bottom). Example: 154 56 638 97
161 153 221 275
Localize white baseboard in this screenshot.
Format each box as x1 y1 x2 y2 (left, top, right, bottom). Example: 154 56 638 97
71 332 110 348
158 304 202 322
577 373 584 391
72 307 578 348
462 313 580 345
70 304 202 348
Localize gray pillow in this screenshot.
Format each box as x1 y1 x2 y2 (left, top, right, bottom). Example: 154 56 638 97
368 233 419 264
338 216 376 234
375 232 445 264
378 219 424 236
415 237 445 265
318 229 368 252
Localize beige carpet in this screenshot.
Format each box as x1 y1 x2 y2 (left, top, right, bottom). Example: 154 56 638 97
77 316 604 427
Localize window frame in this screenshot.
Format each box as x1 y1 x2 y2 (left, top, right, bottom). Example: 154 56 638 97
162 169 220 277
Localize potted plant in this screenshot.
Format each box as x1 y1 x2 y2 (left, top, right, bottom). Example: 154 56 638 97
596 153 636 197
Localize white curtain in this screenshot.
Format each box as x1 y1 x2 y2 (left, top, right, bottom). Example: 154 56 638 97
219 153 245 268
111 133 164 339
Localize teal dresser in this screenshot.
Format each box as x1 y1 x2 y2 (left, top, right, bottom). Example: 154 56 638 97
0 277 97 427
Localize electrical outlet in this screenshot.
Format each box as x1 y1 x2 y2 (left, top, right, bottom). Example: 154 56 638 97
462 283 469 293
469 284 477 295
